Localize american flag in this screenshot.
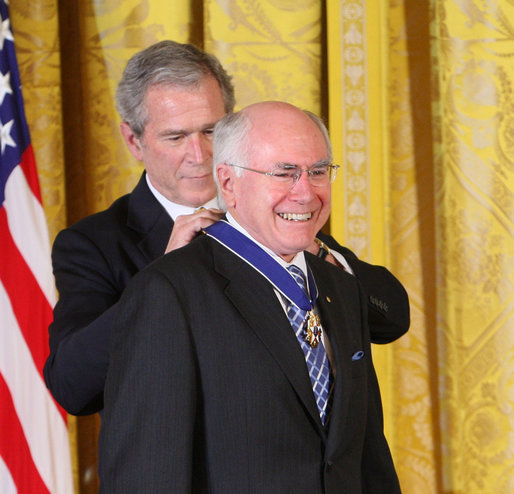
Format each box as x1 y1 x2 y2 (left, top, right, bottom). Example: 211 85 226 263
0 2 73 493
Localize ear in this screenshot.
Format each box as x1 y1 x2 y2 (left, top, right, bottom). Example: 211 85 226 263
216 163 237 208
120 122 144 161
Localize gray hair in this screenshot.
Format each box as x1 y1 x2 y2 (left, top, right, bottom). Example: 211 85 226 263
116 40 235 137
303 110 333 161
212 111 251 210
213 111 253 176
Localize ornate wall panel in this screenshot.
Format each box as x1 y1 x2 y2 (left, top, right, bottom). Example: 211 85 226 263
205 0 323 113
434 1 514 492
328 0 375 259
328 1 439 492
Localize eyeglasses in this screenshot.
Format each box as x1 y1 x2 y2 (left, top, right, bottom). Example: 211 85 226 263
226 161 339 188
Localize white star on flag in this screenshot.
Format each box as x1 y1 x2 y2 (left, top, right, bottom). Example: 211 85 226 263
0 70 12 103
0 16 13 50
1 118 15 152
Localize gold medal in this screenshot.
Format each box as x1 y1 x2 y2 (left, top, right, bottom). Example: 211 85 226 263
305 311 322 348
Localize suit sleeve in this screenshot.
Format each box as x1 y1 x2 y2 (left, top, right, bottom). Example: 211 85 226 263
99 267 197 493
43 227 124 415
317 232 410 344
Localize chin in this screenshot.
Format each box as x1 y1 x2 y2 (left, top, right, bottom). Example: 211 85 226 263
284 228 317 245
282 241 313 257
187 190 217 205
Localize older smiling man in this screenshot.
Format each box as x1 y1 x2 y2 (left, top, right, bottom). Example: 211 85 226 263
98 101 401 494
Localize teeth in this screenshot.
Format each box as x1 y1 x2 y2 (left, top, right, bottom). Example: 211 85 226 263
279 212 312 221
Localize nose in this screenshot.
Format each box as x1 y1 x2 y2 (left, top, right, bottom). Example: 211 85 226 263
187 133 211 164
289 169 317 201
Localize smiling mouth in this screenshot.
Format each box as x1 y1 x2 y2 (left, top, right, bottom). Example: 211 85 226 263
278 212 312 221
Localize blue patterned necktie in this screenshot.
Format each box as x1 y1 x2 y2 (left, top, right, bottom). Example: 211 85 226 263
286 265 333 426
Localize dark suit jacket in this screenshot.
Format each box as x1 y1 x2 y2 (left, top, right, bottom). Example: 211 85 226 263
44 172 409 415
98 237 401 493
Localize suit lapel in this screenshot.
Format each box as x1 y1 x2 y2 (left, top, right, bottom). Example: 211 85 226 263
126 173 174 266
211 243 326 436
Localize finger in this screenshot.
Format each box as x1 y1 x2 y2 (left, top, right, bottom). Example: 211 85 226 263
165 214 221 253
191 210 224 222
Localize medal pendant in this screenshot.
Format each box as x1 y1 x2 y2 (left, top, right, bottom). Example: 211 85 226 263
305 311 322 348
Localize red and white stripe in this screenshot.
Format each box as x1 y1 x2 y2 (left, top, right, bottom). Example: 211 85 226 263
0 146 73 493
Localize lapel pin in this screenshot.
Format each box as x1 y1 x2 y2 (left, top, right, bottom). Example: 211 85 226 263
352 351 364 361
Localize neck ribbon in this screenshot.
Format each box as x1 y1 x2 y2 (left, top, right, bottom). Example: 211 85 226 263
203 220 318 311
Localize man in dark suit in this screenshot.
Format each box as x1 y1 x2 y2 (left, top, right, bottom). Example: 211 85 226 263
98 101 401 493
44 41 409 417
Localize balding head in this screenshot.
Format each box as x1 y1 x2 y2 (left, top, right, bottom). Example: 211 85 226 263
214 101 334 261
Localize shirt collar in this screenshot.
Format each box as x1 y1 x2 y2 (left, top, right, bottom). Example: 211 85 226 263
146 173 220 221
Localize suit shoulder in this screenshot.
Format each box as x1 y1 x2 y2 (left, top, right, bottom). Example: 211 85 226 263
63 193 132 238
146 234 214 273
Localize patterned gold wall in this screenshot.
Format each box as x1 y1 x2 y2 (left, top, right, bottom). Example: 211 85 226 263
206 0 323 112
434 1 514 491
329 1 514 493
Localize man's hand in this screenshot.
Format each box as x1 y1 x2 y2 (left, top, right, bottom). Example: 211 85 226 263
165 208 224 253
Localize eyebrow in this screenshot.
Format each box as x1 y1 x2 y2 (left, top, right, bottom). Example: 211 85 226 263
274 159 331 169
158 122 218 138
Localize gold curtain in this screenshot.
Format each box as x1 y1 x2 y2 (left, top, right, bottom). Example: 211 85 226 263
433 2 514 492
328 1 440 490
328 1 514 494
205 0 323 112
11 0 513 493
